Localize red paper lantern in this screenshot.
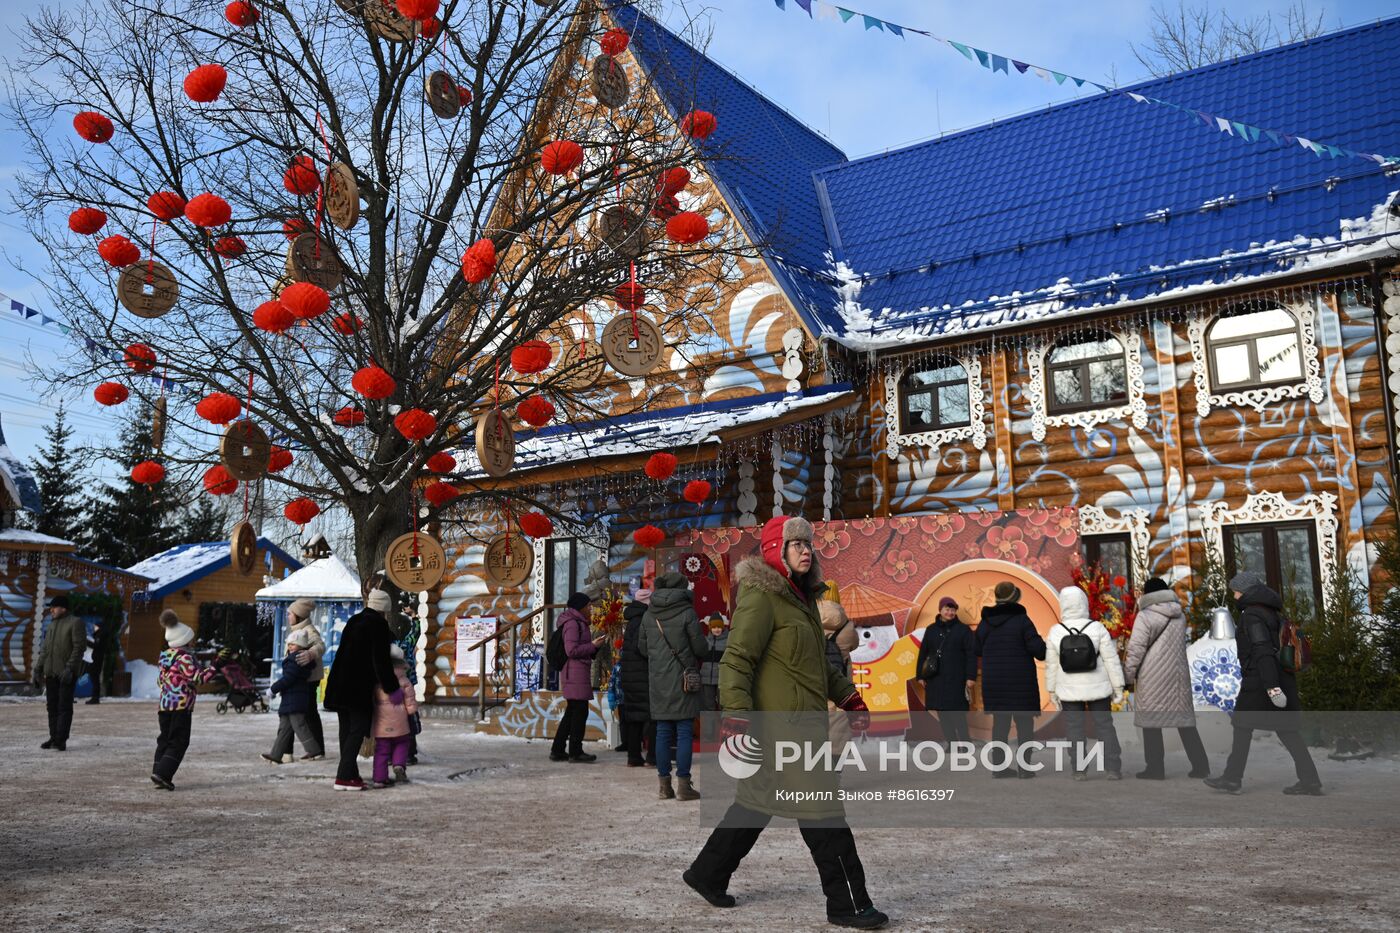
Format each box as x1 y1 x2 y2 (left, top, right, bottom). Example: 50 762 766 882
68 207 107 235
510 340 552 374
97 235 140 267
540 139 583 175
644 452 677 480
282 218 308 240
124 343 157 373
332 312 362 335
680 110 717 140
94 382 129 406
424 481 458 508
394 408 437 441
280 282 330 319
253 299 295 334
213 236 246 258
614 282 646 310
396 0 438 20
419 17 440 40
225 1 259 27
519 512 553 538
195 392 241 424
651 194 679 221
333 406 365 427
457 85 472 106
600 27 630 56
656 167 690 196
203 465 239 496
425 451 456 473
283 155 320 195
517 396 555 428
131 460 166 485
267 446 293 473
666 211 709 245
633 524 666 549
185 193 232 228
73 111 114 144
183 64 228 103
284 498 320 525
146 191 186 221
683 480 711 504
351 365 397 400
461 238 496 284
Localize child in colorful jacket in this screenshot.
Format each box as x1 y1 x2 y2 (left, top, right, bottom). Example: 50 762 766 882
152 610 217 790
370 645 418 788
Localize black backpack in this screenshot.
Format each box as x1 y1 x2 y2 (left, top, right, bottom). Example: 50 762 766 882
546 620 569 671
1057 623 1098 673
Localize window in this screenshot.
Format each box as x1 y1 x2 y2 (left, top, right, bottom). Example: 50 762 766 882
1223 521 1322 612
1207 306 1302 391
1082 533 1133 590
1046 334 1127 413
544 537 605 630
898 358 971 432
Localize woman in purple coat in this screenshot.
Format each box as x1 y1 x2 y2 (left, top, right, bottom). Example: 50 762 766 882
550 592 607 763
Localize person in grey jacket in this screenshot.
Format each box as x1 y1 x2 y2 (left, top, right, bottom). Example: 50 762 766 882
1124 579 1210 779
637 571 707 801
285 598 326 758
32 594 86 751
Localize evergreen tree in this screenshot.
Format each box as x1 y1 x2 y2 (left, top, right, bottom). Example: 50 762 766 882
82 403 183 567
29 403 84 541
176 496 228 545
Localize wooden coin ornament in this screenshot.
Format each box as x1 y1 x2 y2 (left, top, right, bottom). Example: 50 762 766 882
363 0 418 41
117 261 179 318
425 70 460 119
385 531 446 593
230 520 258 576
286 233 345 291
220 420 272 481
602 312 664 377
151 396 168 452
597 205 646 260
590 54 630 108
556 338 606 391
483 533 532 588
325 162 360 230
474 406 515 478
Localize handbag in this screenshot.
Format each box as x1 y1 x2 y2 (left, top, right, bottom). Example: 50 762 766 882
918 630 943 680
655 618 700 693
408 711 422 736
358 736 374 759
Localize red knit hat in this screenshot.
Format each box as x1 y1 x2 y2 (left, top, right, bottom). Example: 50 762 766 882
760 515 815 582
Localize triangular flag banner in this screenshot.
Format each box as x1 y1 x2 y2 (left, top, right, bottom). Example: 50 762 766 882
862 14 883 30
1012 60 1030 74
795 0 812 11
1216 117 1233 134
1127 92 1147 103
837 7 856 22
991 54 1009 74
1052 71 1068 84
886 22 903 37
974 48 991 68
773 0 785 8
949 40 974 61
1230 121 1250 140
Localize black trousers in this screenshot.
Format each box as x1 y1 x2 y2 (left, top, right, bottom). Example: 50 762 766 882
935 710 970 744
271 713 323 759
45 676 76 745
154 709 193 782
623 718 656 764
551 699 589 757
990 712 1036 769
335 706 373 782
690 803 872 916
306 698 325 753
1222 725 1320 786
1142 726 1210 775
86 660 104 700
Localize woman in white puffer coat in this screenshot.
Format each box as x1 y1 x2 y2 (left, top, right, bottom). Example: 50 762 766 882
1045 586 1125 779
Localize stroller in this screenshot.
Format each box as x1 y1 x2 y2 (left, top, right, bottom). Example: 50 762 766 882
212 651 269 714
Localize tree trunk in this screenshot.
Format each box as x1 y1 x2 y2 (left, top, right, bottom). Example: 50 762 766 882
350 487 415 592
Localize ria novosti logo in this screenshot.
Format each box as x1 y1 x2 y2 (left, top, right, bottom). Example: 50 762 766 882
718 733 763 780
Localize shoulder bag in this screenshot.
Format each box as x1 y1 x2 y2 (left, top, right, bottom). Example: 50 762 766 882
655 618 700 693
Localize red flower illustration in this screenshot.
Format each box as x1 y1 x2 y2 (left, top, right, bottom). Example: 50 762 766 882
982 525 1030 563
884 549 917 584
814 525 851 559
919 513 966 542
851 519 880 538
888 516 918 534
969 509 998 527
705 526 743 555
1047 509 1078 546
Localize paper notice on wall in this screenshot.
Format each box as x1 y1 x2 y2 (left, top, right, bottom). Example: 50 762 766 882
455 617 497 678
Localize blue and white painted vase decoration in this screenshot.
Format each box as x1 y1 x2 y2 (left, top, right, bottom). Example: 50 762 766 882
1187 607 1242 712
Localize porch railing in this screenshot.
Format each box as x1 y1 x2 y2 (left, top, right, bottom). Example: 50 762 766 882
464 604 563 721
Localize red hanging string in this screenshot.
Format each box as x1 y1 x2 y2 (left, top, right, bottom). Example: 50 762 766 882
493 358 500 408
313 113 333 258
147 217 159 284
243 370 254 520
630 260 639 341
503 502 514 559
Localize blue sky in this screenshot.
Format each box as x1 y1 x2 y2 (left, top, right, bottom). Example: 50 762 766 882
0 0 1396 468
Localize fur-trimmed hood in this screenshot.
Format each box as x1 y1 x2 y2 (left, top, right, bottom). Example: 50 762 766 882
735 554 825 601
1135 588 1180 612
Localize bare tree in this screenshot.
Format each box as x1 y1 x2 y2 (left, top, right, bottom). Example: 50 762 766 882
9 0 742 574
1131 1 1327 77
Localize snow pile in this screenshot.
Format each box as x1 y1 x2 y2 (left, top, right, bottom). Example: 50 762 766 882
126 658 159 699
256 555 361 599
0 529 74 547
0 414 41 515
127 542 228 592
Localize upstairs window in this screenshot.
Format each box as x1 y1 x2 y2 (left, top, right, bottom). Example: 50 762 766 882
899 358 971 433
1046 334 1127 413
1207 306 1303 392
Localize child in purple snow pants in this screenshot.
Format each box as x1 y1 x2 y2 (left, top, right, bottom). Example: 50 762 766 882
371 645 417 788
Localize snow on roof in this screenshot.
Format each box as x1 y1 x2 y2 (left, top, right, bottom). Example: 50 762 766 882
256 555 362 600
0 414 42 514
128 538 302 599
0 528 74 548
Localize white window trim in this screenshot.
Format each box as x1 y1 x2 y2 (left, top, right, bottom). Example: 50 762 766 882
1078 504 1151 588
1188 303 1323 417
1026 330 1147 442
884 355 987 458
1198 491 1339 606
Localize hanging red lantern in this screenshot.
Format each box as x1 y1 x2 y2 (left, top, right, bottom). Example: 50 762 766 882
183 64 228 103
394 408 437 441
419 17 440 40
195 392 241 424
213 236 246 258
644 452 677 480
680 110 717 140
614 282 646 310
332 312 362 335
461 238 496 284
517 396 555 428
540 139 583 175
93 382 129 406
124 343 157 373
97 235 140 267
457 85 472 106
203 465 239 496
333 406 365 427
600 27 630 56
267 446 293 473
282 217 308 240
283 155 320 195
73 111 114 144
68 207 107 235
666 211 709 245
225 1 259 27
424 481 458 508
185 193 232 228
396 0 438 20
253 299 295 334
651 194 679 221
656 167 690 196
519 512 553 538
280 282 330 319
284 498 320 525
633 524 666 549
131 460 166 485
146 191 186 222
510 340 552 374
351 365 397 400
683 480 712 504
425 451 456 473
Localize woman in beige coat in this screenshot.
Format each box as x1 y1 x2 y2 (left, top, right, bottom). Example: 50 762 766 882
1124 578 1211 779
819 591 858 746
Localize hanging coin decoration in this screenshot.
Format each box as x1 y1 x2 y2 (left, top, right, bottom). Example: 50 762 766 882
286 232 345 291
220 419 272 481
425 70 461 119
230 520 258 576
483 533 532 588
590 54 630 109
325 162 360 230
474 406 515 478
601 312 664 377
556 337 606 391
597 205 646 260
363 0 418 41
117 261 179 318
151 396 168 452
384 531 446 593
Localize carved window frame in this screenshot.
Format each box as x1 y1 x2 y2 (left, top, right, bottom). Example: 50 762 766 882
1198 491 1339 607
1077 504 1151 589
1188 303 1323 417
1026 330 1148 442
884 354 987 458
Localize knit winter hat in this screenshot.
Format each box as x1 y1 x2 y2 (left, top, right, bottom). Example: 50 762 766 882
165 622 195 649
389 644 405 661
938 596 959 611
287 598 315 621
760 515 815 579
1142 578 1171 594
1228 572 1265 593
993 581 1021 604
566 591 592 611
286 628 313 649
159 608 180 627
366 589 392 614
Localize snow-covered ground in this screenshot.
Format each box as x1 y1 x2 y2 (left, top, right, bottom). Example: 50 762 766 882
0 699 1397 932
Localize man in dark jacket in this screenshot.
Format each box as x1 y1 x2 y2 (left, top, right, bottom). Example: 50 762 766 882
915 597 977 745
620 592 655 767
323 588 401 790
32 595 85 750
975 582 1047 778
1205 573 1322 796
84 617 112 705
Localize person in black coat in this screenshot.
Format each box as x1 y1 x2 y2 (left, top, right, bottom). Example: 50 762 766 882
975 582 1047 778
1205 573 1322 796
620 595 657 767
84 618 112 705
323 589 401 790
915 597 976 745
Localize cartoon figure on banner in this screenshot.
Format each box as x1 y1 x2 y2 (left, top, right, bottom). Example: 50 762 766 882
679 552 729 622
